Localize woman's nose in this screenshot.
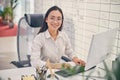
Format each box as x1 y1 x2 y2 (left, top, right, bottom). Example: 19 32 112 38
53 20 58 23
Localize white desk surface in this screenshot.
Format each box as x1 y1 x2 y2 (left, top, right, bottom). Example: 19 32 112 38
0 66 106 80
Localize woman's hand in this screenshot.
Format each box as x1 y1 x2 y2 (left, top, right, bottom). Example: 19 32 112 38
72 57 86 66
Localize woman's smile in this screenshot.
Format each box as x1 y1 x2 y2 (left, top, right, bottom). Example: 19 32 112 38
46 10 62 31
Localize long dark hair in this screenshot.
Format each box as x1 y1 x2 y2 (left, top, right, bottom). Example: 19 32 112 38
38 5 64 34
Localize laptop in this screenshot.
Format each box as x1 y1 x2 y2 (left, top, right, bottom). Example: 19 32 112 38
55 28 119 77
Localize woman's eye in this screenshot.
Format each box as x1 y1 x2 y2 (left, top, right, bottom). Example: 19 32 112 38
50 17 54 20
58 18 62 20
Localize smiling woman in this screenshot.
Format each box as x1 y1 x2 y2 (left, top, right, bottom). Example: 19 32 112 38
30 6 85 69
45 10 62 40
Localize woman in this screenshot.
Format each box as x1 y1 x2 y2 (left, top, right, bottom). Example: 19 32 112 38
31 6 85 68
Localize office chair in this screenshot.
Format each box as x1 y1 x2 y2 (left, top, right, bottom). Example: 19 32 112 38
11 14 44 68
11 14 71 68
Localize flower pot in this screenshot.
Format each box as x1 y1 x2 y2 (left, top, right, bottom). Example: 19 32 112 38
9 22 14 28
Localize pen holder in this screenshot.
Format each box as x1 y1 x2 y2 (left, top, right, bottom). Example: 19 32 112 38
36 67 47 80
36 72 46 80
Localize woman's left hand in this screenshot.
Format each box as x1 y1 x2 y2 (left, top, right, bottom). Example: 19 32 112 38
72 57 86 66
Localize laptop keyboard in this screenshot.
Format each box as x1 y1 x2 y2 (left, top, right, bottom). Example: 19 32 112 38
55 65 85 77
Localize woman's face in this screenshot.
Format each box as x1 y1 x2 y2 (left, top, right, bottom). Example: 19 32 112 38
45 10 62 32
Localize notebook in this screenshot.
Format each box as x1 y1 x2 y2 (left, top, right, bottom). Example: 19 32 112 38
55 28 119 77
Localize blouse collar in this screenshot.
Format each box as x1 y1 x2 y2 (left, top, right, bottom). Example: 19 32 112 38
45 30 62 39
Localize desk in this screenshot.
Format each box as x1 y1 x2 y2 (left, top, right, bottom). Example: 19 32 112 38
0 66 106 80
0 67 36 80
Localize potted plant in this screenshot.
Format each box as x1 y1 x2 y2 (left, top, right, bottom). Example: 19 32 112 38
111 55 120 80
80 53 120 80
1 6 13 25
0 0 18 28
88 55 120 80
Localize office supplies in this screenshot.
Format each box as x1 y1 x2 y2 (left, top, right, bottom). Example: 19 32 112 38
55 28 119 77
46 59 54 77
36 65 48 80
21 75 35 80
46 59 59 80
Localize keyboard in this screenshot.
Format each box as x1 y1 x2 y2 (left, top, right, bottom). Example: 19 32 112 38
55 65 85 77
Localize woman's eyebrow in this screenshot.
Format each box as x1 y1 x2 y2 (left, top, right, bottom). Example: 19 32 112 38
50 15 62 18
57 16 62 18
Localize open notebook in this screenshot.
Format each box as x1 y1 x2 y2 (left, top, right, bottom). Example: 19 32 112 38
55 28 119 77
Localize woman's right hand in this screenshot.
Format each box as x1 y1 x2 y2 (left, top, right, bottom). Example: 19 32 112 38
72 57 86 66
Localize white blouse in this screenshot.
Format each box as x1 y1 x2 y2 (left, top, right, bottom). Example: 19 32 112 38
30 30 76 67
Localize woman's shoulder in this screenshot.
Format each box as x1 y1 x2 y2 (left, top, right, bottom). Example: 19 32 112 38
60 30 67 35
60 30 69 39
37 32 45 36
34 32 45 40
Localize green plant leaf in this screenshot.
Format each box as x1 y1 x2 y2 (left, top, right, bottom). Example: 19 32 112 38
61 64 85 75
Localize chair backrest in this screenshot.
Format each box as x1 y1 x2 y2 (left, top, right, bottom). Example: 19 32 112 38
17 14 44 62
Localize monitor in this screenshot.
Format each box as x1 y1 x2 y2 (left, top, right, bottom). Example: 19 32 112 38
85 28 119 70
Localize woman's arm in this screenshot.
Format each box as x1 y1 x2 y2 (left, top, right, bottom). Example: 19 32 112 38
63 32 85 66
30 35 46 68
